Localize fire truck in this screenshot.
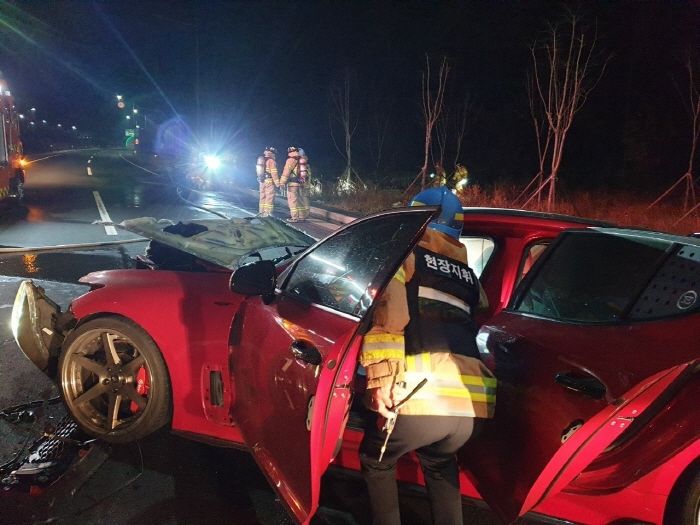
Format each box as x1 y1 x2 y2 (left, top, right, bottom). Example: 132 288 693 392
0 78 25 203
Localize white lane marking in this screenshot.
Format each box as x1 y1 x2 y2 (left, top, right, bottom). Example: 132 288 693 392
86 166 93 176
92 191 118 235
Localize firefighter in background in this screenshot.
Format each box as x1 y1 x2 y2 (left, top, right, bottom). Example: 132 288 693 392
433 162 448 187
298 148 311 221
256 147 279 216
359 186 496 525
452 163 470 192
280 146 304 222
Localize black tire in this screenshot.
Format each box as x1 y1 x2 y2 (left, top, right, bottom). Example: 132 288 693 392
680 470 700 525
58 316 171 443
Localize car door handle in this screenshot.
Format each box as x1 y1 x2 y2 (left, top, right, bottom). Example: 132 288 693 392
555 372 606 400
290 340 322 366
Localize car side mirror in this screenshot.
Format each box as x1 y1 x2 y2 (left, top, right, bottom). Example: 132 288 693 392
230 260 277 296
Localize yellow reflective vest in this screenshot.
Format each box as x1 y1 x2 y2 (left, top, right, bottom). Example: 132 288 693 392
360 228 496 418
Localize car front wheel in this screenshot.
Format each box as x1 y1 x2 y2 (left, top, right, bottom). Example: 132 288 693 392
59 316 171 443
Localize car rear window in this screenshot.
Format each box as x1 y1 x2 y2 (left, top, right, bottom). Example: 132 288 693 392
513 231 699 323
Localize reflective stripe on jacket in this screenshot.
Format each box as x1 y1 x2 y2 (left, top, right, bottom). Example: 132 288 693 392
401 352 496 417
360 228 495 418
265 158 279 183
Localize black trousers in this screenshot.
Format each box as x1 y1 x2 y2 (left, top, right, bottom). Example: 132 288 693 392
359 414 475 525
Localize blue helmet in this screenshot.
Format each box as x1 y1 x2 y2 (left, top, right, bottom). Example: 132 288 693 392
409 186 463 239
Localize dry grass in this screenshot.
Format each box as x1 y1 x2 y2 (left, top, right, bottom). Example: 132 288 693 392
319 184 700 235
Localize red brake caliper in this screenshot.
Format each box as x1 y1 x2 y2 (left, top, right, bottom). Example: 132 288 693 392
130 366 150 413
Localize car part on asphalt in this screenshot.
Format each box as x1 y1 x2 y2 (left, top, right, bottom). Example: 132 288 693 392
1 414 96 492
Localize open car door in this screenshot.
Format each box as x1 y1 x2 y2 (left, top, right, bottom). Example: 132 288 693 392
229 208 436 523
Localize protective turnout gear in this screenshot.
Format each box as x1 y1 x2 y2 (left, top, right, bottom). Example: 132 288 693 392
280 147 303 222
433 164 448 186
257 147 279 216
360 229 494 416
453 163 469 191
297 148 310 220
409 186 464 239
359 221 494 524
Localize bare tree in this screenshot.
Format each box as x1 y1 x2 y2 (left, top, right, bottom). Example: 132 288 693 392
652 56 700 221
366 83 393 175
329 68 365 193
514 72 553 207
450 92 476 171
421 56 450 189
524 16 609 210
434 110 448 173
403 55 450 197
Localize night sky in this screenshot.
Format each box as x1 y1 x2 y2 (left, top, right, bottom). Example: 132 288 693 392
1 1 698 190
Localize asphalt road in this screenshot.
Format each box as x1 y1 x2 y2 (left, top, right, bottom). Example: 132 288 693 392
0 149 499 525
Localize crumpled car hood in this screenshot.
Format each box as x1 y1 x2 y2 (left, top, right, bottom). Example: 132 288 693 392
118 216 314 269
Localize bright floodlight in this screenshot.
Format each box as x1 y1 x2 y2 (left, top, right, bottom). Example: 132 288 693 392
204 154 222 170
133 108 138 114
116 94 123 100
30 107 36 112
126 115 131 120
71 125 77 130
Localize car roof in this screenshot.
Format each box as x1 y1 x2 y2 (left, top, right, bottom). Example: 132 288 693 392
588 227 700 247
461 207 614 228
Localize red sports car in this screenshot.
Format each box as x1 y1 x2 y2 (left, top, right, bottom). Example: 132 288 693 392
10 208 699 524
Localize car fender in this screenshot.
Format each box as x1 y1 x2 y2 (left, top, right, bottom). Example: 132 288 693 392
70 270 244 440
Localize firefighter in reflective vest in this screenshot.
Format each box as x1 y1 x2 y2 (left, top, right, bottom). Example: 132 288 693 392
359 186 496 525
452 163 469 192
256 147 279 216
280 146 304 222
298 148 311 221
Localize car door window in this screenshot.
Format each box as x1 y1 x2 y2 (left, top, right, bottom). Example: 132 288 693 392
284 211 434 316
460 236 494 278
518 242 549 283
628 243 700 319
514 232 672 322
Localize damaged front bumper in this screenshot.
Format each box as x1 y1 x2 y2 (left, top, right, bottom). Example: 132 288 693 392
10 280 73 378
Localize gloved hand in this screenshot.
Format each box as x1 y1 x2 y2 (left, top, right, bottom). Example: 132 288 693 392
367 385 394 420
